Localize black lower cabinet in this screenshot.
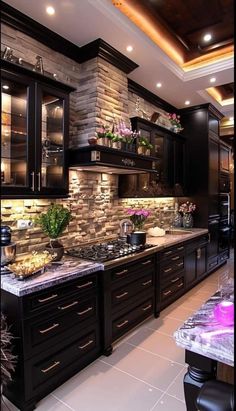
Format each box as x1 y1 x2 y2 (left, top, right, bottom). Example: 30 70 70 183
185 235 208 290
1 273 102 411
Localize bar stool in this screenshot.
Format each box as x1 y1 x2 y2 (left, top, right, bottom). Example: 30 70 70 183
196 380 234 411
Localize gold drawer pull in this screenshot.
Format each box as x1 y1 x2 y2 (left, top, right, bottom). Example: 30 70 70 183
39 323 59 334
177 262 183 267
115 269 128 276
142 260 152 265
164 267 172 273
177 246 184 251
171 277 180 283
116 291 128 299
77 307 93 316
172 256 180 261
142 280 152 286
163 290 172 296
177 282 184 288
38 294 58 303
78 339 94 350
58 301 78 310
116 319 129 328
41 361 60 373
77 281 93 289
164 251 172 256
142 304 152 311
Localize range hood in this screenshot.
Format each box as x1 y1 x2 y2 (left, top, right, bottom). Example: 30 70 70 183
68 145 159 174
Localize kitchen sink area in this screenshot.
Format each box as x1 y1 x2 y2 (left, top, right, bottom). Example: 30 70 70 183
165 229 193 235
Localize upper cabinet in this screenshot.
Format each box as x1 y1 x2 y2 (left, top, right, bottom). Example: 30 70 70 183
118 117 186 197
1 60 75 198
219 142 231 174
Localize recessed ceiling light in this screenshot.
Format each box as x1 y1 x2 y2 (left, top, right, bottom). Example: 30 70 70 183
210 77 216 83
46 6 55 15
156 82 162 88
2 85 9 90
229 117 234 121
126 45 133 52
203 33 212 42
185 100 190 105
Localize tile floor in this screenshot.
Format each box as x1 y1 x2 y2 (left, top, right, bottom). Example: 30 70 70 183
2 252 234 411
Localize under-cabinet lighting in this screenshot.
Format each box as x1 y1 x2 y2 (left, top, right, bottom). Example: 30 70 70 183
203 33 212 42
46 6 55 15
2 85 9 90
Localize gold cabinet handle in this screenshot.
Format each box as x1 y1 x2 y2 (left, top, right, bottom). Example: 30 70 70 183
116 319 129 328
171 277 180 283
77 281 93 289
142 260 152 265
30 171 35 191
177 262 183 267
142 279 152 286
78 339 94 350
58 301 78 310
41 361 60 373
164 267 172 273
142 304 152 311
38 293 58 303
115 291 128 299
37 172 41 191
39 323 59 334
163 289 172 296
197 248 201 259
172 256 180 261
115 269 128 276
77 307 93 316
177 246 184 251
164 251 172 256
177 282 184 288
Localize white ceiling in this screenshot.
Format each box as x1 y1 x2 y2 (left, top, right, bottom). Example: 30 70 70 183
4 0 234 118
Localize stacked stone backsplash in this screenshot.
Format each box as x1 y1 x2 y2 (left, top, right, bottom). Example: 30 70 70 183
1 171 175 255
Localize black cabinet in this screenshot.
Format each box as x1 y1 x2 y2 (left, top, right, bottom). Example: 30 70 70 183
185 235 208 289
119 117 186 197
1 273 101 411
1 59 75 198
220 142 231 174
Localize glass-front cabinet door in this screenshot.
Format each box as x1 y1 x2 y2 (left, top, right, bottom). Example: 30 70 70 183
36 84 69 196
1 71 35 196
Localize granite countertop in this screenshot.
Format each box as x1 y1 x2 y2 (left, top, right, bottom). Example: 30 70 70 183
1 257 103 297
1 228 208 296
173 284 234 367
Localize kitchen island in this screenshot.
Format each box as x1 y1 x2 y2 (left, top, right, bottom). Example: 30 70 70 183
174 284 234 411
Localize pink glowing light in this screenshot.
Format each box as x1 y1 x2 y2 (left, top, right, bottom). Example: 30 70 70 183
213 301 234 326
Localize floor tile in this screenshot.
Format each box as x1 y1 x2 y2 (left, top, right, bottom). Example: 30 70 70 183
52 360 162 411
100 342 184 391
144 316 183 336
151 393 186 411
161 305 194 321
166 367 187 401
125 328 185 365
1 395 72 411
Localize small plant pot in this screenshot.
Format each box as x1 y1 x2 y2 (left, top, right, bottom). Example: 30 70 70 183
88 137 97 145
138 146 147 155
111 141 122 149
45 239 64 261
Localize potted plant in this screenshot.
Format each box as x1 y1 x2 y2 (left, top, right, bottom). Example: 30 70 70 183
35 204 72 261
167 113 183 133
126 208 151 246
96 123 114 147
137 136 153 155
111 134 123 149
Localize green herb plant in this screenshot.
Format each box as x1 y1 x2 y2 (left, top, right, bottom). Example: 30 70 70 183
35 204 72 239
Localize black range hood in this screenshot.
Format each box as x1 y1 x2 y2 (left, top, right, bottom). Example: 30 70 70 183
68 145 159 174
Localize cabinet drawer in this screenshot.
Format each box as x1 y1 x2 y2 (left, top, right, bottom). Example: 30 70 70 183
112 297 154 340
160 256 184 277
111 256 155 285
218 251 229 264
30 328 99 392
160 276 184 302
208 256 218 271
161 245 184 260
24 274 97 316
112 272 153 309
23 295 98 358
161 270 184 288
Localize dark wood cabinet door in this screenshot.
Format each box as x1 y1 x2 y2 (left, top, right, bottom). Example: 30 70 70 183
208 219 219 258
174 137 185 196
196 246 207 278
220 144 230 173
1 69 35 197
209 138 219 217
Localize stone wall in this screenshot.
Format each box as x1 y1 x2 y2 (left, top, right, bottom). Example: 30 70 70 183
1 23 176 255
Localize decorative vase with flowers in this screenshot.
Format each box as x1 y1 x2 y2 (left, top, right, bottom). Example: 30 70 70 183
179 202 196 228
126 208 151 246
167 113 184 133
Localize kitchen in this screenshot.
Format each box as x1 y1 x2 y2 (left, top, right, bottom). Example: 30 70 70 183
0 1 234 411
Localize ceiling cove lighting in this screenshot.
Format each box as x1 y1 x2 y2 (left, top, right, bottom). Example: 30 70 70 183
46 6 55 15
126 45 133 52
2 85 9 90
203 33 212 42
156 82 162 88
185 100 190 105
210 77 216 83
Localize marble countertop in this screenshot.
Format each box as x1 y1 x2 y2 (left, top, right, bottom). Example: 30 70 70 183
1 257 103 297
173 285 234 367
146 228 208 249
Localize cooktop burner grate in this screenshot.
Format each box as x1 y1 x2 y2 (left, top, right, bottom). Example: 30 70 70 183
66 239 155 262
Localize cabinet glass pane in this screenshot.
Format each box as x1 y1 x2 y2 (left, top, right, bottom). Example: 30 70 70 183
152 133 164 157
1 80 28 186
41 92 64 188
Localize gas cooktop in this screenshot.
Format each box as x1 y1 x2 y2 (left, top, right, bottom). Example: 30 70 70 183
65 239 155 263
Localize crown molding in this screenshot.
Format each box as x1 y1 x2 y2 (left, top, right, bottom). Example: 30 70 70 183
182 56 234 81
1 1 138 74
